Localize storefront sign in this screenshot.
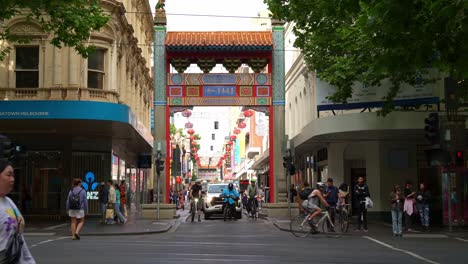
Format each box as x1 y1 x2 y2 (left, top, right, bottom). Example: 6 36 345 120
316 70 441 111
82 171 99 200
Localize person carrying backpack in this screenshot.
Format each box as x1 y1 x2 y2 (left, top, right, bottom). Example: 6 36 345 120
66 178 88 240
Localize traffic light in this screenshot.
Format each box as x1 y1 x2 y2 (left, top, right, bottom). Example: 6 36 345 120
0 136 15 161
455 151 464 166
155 159 165 175
424 113 440 145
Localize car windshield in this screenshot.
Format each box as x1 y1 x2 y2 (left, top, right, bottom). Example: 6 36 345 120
208 185 227 193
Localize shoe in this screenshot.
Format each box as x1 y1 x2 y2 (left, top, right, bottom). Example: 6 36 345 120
123 219 127 224
72 236 77 240
329 228 336 233
363 229 368 232
354 229 361 232
75 234 80 240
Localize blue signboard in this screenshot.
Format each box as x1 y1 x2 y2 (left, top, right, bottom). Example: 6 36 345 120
203 86 236 97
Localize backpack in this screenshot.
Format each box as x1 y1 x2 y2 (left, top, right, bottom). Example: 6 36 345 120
299 187 313 200
68 189 83 210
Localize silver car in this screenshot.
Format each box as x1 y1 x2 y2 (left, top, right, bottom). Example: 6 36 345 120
203 183 242 220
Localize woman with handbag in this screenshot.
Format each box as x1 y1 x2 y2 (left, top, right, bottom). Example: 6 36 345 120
0 160 36 263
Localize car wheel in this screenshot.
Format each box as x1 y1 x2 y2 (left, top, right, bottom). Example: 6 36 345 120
204 213 210 220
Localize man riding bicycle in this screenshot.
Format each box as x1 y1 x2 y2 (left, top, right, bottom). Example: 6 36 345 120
190 179 203 222
301 182 330 234
247 178 259 215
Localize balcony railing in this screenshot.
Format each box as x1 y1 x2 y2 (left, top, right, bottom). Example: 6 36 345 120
0 87 119 103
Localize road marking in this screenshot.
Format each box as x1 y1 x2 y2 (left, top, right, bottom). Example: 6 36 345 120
150 257 269 262
30 236 69 248
24 232 56 236
403 234 448 238
363 236 440 264
455 237 468 243
44 223 69 230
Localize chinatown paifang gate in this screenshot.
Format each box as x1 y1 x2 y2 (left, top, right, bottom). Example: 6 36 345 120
143 5 291 219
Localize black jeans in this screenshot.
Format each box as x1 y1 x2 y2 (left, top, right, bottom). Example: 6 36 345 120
357 202 368 230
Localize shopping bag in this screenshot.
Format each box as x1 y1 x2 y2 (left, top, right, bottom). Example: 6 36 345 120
105 208 114 219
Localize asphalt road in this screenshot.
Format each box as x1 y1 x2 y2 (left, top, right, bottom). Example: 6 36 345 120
27 215 468 264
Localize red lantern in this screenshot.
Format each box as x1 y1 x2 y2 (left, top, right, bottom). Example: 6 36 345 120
185 122 193 128
187 129 195 135
182 109 192 117
243 110 253 117
230 135 237 141
189 135 195 140
191 147 197 152
228 141 233 145
191 141 197 146
226 146 231 151
233 128 240 134
176 176 181 184
238 122 246 129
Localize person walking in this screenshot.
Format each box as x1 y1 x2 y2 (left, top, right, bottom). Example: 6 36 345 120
389 185 404 236
403 181 416 232
66 178 88 240
106 180 116 224
119 180 127 217
416 182 431 231
114 184 127 224
354 176 370 232
98 182 108 224
0 160 36 263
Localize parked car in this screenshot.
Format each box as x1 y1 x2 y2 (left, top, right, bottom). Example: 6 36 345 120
203 183 242 220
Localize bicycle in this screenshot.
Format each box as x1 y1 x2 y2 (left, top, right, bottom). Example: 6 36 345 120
248 197 259 220
290 208 345 238
336 204 350 233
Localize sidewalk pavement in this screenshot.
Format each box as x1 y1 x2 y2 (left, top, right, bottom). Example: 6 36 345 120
24 210 184 237
266 216 468 239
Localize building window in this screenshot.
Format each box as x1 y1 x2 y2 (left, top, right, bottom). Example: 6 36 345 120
214 121 219 129
212 134 215 140
87 49 106 89
15 46 39 88
210 146 213 151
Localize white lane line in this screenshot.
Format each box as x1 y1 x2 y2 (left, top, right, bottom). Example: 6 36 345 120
455 237 468 243
363 236 440 264
44 223 69 230
24 232 56 236
150 258 269 262
30 236 69 248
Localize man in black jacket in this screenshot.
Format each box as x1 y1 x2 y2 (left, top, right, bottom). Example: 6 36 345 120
354 176 370 232
98 182 109 224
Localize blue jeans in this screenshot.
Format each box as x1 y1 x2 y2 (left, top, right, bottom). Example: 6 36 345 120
100 203 106 223
417 203 430 227
391 209 403 235
114 203 127 223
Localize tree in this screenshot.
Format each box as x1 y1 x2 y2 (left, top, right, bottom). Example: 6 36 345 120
1 0 109 61
266 0 468 115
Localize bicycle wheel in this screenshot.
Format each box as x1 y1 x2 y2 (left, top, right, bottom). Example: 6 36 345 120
252 202 258 220
339 210 349 233
290 215 311 238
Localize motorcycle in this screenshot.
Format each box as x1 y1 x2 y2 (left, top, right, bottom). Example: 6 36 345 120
220 194 239 221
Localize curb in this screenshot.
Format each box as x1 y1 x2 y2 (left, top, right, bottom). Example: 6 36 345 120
80 224 173 236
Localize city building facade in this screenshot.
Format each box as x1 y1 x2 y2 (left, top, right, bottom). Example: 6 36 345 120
281 22 467 224
0 0 154 218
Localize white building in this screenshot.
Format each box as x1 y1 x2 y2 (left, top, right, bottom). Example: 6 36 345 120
283 22 447 220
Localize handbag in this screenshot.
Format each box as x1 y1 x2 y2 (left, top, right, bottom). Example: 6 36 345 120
0 200 24 264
